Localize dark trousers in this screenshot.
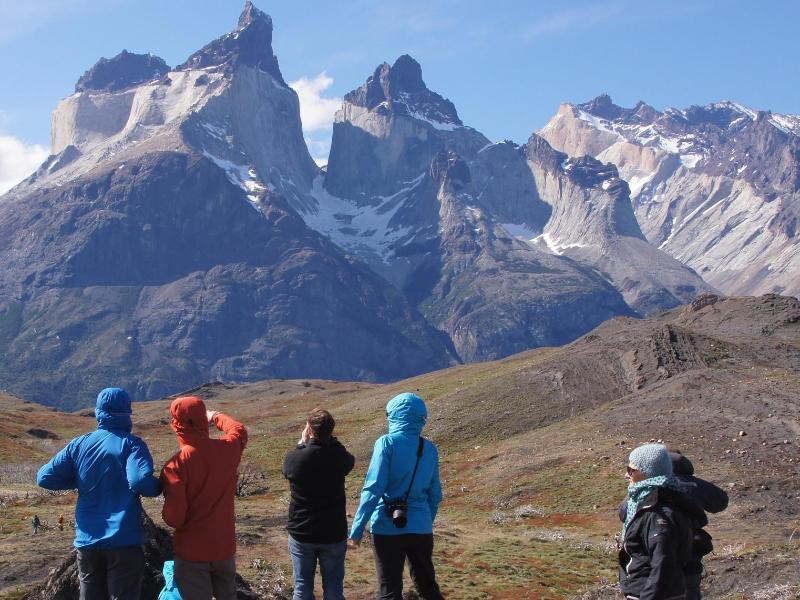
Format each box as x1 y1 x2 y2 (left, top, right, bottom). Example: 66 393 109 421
174 556 237 600
76 545 144 600
372 533 443 600
685 572 702 600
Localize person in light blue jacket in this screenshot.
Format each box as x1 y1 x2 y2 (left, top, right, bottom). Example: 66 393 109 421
349 392 443 600
37 387 161 600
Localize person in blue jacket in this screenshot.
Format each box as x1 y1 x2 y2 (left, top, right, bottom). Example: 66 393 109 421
37 387 161 600
349 392 444 600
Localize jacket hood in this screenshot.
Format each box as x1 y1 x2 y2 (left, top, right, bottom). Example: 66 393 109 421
95 388 132 432
170 396 209 446
386 392 427 435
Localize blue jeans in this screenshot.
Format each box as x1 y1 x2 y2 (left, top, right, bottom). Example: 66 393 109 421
287 534 347 600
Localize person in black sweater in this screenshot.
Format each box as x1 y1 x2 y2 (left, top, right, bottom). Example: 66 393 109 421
282 408 355 600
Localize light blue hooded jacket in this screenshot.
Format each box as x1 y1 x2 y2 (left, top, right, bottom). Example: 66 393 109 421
37 388 161 548
350 393 443 540
158 560 182 600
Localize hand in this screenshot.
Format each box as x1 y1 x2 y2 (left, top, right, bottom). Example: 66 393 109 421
347 538 361 549
206 410 219 423
299 423 312 445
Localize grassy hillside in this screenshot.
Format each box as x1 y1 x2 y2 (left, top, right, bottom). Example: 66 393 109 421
1 294 799 599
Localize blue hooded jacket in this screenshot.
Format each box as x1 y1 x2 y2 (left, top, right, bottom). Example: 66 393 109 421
37 388 161 548
350 393 443 540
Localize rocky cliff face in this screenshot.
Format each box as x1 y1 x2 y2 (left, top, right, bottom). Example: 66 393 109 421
0 5 728 409
419 151 634 361
305 58 648 360
17 0 318 213
0 6 455 409
540 95 800 297
523 134 714 315
0 152 456 409
314 57 711 323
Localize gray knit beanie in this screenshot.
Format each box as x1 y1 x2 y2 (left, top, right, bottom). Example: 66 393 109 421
629 443 673 478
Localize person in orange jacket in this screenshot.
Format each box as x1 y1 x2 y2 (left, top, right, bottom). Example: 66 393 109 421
160 396 248 600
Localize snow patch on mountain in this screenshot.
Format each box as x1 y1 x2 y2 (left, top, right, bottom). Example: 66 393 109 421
500 222 539 242
304 175 421 262
202 150 268 209
530 232 591 255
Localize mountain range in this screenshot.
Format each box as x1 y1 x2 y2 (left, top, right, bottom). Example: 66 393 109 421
0 2 795 409
540 93 800 297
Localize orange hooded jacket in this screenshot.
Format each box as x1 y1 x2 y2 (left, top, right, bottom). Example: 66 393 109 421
160 396 248 562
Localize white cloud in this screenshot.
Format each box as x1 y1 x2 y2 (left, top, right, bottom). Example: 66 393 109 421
0 134 49 194
290 72 342 167
290 72 341 132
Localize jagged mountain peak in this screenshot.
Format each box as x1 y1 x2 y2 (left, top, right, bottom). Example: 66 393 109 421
576 94 662 125
343 54 462 128
75 50 170 93
387 54 426 93
578 92 619 119
177 1 284 83
562 155 627 194
237 0 271 29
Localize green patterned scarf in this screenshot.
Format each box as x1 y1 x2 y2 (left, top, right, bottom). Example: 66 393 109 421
623 475 683 536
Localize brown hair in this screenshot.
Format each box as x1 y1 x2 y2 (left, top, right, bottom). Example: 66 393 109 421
307 408 335 443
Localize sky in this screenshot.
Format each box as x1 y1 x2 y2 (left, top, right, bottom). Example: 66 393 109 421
0 0 798 190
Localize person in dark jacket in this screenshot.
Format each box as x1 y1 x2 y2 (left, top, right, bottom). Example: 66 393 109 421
670 452 728 599
349 393 444 600
282 408 355 600
37 387 161 600
619 443 703 600
619 451 729 600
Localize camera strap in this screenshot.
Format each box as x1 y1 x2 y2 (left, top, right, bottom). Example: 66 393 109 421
402 437 425 503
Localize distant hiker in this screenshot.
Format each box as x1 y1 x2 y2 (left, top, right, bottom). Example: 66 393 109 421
58 513 65 531
282 408 355 600
619 443 704 600
37 387 161 600
620 451 729 600
160 396 247 600
349 393 444 600
31 515 40 535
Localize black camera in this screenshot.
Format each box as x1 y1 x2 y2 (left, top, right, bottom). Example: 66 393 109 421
385 498 408 528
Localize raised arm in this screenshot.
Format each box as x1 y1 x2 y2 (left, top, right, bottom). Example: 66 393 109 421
349 437 391 541
209 411 248 451
37 441 77 491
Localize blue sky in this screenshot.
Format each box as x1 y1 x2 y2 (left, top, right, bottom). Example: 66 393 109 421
0 0 798 188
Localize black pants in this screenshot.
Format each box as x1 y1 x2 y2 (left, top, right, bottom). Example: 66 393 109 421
372 533 443 600
76 545 144 600
685 572 702 600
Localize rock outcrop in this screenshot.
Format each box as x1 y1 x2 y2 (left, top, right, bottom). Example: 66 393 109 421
0 153 455 409
75 50 170 93
540 95 800 297
523 134 715 315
